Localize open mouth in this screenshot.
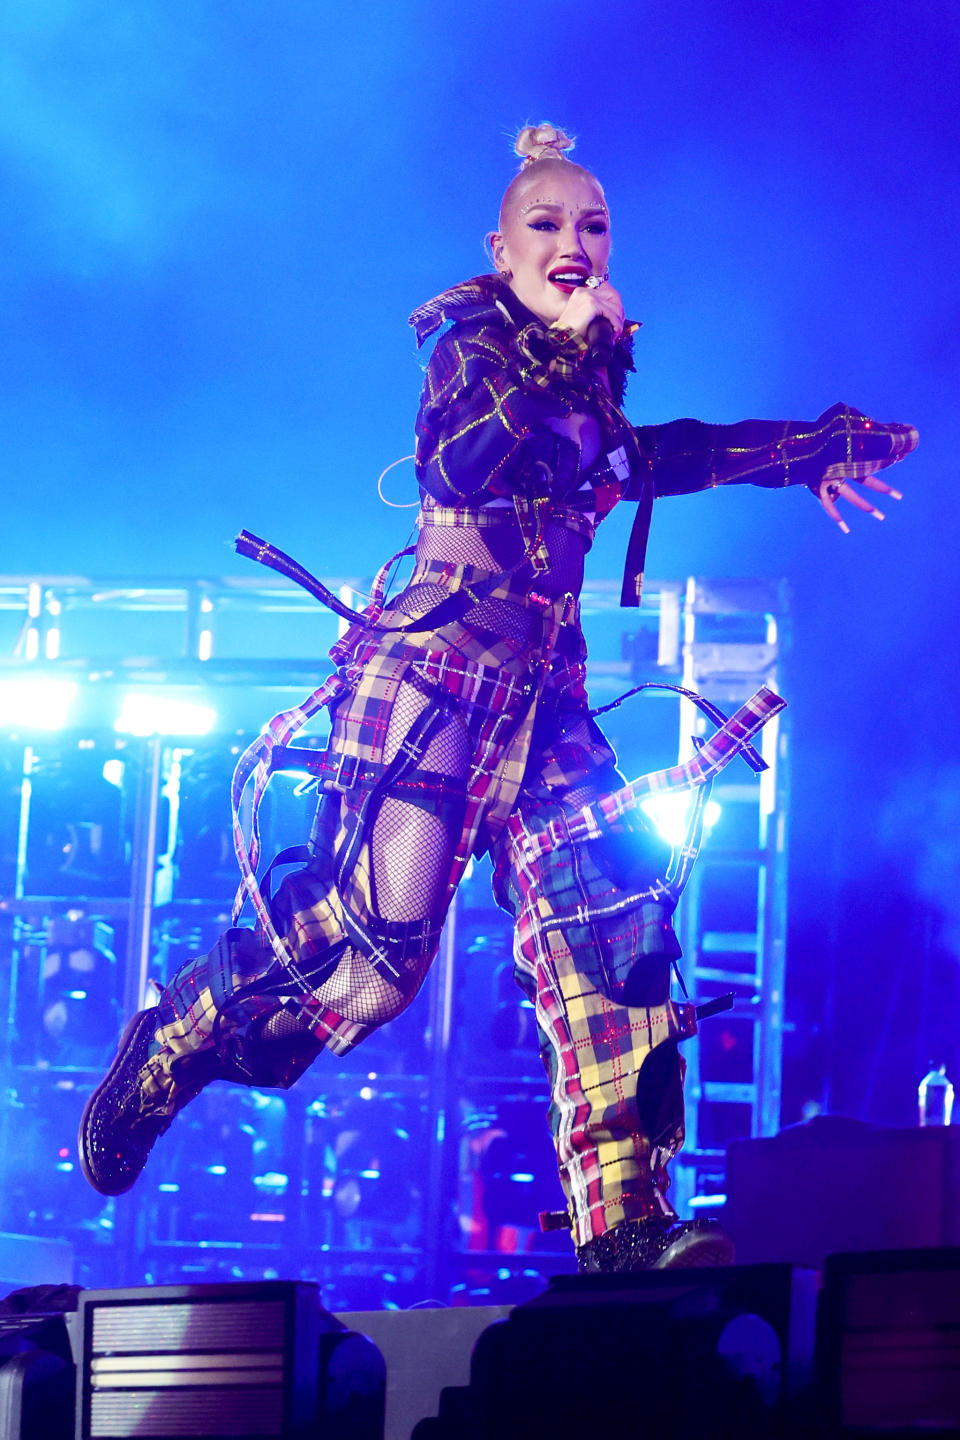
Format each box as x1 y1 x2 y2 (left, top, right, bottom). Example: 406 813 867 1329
549 270 589 291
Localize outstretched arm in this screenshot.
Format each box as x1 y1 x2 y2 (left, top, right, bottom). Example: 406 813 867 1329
634 403 918 526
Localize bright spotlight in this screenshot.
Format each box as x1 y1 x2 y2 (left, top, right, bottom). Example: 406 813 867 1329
0 678 77 730
641 792 721 847
101 758 125 788
115 693 217 737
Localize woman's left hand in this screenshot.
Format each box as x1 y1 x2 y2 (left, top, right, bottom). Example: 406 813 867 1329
814 469 903 534
808 405 916 534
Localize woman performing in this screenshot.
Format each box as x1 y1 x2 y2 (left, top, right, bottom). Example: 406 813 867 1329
79 124 917 1273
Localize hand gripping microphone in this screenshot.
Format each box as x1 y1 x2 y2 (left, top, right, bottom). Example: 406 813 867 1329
585 314 615 369
583 273 615 367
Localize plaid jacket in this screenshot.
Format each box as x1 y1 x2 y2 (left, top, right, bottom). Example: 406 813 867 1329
409 275 918 604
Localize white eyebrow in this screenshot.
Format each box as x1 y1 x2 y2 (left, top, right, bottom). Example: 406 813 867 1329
518 199 609 217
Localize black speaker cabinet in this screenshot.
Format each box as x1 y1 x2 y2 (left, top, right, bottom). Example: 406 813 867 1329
818 1247 960 1438
74 1280 384 1440
0 1309 75 1440
465 1264 818 1440
726 1118 960 1269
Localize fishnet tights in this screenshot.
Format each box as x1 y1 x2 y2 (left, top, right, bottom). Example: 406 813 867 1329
392 582 451 619
415 519 587 596
259 1008 307 1040
303 942 435 1026
253 540 587 1042
395 583 534 648
371 676 470 922
280 677 470 1030
557 715 615 815
461 597 533 645
416 522 514 569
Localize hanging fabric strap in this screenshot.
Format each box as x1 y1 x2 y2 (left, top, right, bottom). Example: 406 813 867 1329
229 677 345 961
619 476 654 607
235 498 558 638
512 685 785 866
532 734 717 928
236 527 501 636
254 844 311 910
591 680 769 775
236 530 365 623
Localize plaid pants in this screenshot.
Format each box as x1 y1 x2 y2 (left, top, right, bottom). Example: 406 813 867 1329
139 561 778 1246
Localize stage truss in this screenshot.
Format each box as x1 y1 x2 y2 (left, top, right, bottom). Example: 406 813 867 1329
0 572 788 1302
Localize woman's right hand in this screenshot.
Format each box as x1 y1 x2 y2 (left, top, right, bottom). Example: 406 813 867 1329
551 279 625 342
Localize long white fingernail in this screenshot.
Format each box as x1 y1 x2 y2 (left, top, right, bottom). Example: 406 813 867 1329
872 510 885 520
839 521 850 535
890 489 903 500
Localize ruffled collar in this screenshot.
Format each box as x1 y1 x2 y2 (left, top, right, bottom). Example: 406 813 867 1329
408 272 521 346
408 272 637 405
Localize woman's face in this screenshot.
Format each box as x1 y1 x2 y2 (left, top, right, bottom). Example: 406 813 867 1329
491 167 611 326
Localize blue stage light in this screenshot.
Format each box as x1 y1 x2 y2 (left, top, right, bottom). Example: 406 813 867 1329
115 693 217 736
101 758 125 787
253 1172 288 1191
640 793 722 847
0 677 77 730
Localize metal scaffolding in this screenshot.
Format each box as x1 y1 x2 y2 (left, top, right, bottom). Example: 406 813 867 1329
0 571 789 1295
672 577 790 1216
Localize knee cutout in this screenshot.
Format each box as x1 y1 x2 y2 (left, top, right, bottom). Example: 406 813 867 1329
636 1037 685 1152
621 955 672 1008
244 1011 323 1089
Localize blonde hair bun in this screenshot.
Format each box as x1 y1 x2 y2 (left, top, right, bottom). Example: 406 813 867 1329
514 123 575 167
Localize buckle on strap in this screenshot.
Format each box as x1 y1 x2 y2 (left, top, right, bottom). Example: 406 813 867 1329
269 746 383 796
326 750 358 792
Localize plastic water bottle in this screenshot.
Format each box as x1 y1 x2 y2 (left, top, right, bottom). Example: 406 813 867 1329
918 1064 954 1126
